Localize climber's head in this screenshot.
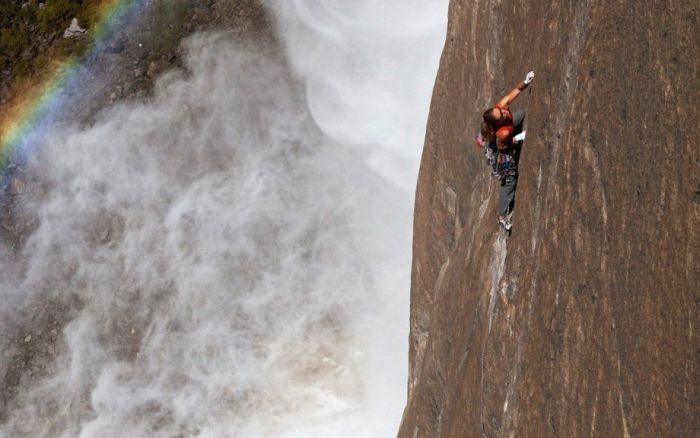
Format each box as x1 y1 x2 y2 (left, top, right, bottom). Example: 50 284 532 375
484 107 508 127
483 108 499 128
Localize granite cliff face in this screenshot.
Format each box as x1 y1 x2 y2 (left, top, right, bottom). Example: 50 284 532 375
399 1 699 436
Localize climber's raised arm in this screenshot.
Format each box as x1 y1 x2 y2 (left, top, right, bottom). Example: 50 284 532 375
496 71 535 108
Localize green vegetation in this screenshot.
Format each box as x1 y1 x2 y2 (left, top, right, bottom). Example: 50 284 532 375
0 0 109 75
37 0 80 33
0 2 33 70
0 0 196 112
0 0 193 80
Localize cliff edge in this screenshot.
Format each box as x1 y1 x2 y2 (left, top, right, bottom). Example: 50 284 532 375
399 1 699 436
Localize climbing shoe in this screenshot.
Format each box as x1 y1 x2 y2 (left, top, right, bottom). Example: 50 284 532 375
498 216 512 231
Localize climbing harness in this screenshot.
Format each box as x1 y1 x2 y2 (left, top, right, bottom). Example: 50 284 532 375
495 147 518 177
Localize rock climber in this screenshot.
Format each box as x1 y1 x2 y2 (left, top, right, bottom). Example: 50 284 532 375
480 70 534 231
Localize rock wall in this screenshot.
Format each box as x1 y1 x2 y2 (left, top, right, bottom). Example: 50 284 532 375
398 0 699 436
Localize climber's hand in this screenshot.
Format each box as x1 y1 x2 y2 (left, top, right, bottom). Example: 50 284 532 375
524 71 535 85
513 131 526 143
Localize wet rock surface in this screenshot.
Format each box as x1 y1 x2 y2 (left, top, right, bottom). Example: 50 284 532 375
54 0 272 124
1 0 272 250
398 0 699 436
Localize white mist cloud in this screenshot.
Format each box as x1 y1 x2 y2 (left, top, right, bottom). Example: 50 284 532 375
267 0 448 188
265 2 448 432
0 1 447 436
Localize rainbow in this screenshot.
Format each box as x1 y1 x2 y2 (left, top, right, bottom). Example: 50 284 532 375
0 0 146 173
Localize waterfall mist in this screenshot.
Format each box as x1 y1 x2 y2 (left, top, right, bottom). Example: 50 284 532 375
0 1 447 436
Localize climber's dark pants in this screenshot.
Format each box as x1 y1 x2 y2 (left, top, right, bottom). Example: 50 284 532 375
495 110 525 218
498 175 518 218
